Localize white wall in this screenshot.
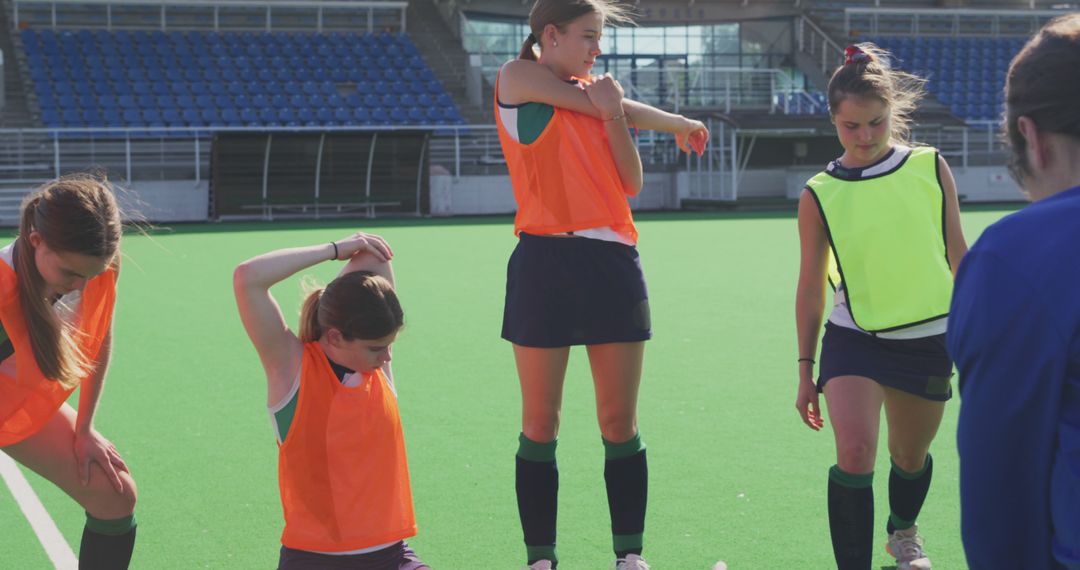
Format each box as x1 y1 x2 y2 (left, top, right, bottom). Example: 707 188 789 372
430 171 678 216
118 180 209 222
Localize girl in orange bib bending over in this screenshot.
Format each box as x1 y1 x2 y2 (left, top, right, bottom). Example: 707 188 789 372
234 232 428 570
0 175 137 569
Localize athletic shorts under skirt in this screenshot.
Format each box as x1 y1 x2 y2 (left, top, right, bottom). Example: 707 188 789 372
502 232 652 348
817 322 953 401
278 541 428 570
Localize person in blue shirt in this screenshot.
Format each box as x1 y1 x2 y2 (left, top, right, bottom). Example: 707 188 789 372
948 13 1080 570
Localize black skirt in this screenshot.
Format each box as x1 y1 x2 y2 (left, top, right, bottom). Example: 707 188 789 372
502 233 652 348
817 322 953 401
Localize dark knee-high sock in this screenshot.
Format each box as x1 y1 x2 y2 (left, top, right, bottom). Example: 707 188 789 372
79 513 136 570
603 432 647 559
516 433 558 566
887 454 933 534
828 466 874 570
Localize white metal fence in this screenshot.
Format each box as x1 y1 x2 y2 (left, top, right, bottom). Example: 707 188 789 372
0 120 1009 188
844 7 1072 37
13 0 408 33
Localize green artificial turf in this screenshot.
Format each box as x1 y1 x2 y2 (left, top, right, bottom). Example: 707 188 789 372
0 208 1016 569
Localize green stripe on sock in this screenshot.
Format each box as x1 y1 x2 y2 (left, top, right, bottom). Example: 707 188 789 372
526 545 557 564
602 433 645 460
829 465 874 489
518 433 557 462
890 455 931 481
613 532 643 553
85 513 136 536
889 513 917 531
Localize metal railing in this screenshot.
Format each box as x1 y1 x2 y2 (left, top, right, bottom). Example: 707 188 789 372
796 14 846 76
0 120 1010 190
844 7 1072 37
13 0 408 33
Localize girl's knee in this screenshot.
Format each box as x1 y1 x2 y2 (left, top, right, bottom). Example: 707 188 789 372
81 470 137 519
598 415 637 443
522 418 559 443
835 440 876 474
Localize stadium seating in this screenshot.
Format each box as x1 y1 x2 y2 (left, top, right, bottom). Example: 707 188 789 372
853 35 1024 121
22 28 466 130
777 35 1023 121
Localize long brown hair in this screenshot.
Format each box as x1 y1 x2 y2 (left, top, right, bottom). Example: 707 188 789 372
299 271 403 343
1004 13 1080 184
16 174 121 388
518 0 635 61
827 43 927 146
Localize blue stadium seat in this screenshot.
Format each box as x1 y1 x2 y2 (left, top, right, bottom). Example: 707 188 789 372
61 109 83 125
241 108 259 124
162 108 184 127
123 109 145 126
182 108 203 126
278 108 297 125
201 108 222 124
26 27 457 131
369 107 390 125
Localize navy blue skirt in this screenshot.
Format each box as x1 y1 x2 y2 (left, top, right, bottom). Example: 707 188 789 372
817 322 953 401
502 233 652 348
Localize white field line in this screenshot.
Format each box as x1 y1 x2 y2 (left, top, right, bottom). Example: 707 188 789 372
0 452 77 569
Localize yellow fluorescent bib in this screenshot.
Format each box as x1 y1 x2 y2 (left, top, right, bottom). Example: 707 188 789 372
807 147 953 333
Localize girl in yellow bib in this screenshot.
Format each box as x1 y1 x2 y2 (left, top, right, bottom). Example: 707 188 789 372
0 175 137 569
794 44 968 570
497 1 709 569
233 233 428 570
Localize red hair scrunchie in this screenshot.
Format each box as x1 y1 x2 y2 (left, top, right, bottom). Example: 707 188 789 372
844 45 873 65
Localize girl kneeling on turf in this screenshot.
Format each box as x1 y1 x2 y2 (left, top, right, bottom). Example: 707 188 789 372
794 44 968 570
234 232 428 570
0 175 137 569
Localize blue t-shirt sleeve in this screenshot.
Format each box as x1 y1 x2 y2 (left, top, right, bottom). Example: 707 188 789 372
948 248 1074 569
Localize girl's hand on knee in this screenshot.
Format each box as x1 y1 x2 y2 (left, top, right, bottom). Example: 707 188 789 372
74 429 129 493
796 376 825 431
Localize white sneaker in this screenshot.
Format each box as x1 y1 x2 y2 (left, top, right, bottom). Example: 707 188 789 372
524 561 553 570
612 554 650 570
887 524 932 570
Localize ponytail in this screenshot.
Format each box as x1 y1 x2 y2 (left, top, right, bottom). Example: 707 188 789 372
298 287 324 343
15 196 92 389
519 32 539 61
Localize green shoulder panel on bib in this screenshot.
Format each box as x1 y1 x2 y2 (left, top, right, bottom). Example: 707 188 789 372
806 147 952 332
518 102 555 145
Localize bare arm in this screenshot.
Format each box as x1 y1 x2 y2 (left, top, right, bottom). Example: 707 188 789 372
938 155 969 276
795 189 830 431
585 75 644 195
233 233 392 404
75 328 110 437
499 60 708 155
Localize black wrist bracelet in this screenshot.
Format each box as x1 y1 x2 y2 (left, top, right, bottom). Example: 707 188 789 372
330 242 339 260
798 357 816 364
